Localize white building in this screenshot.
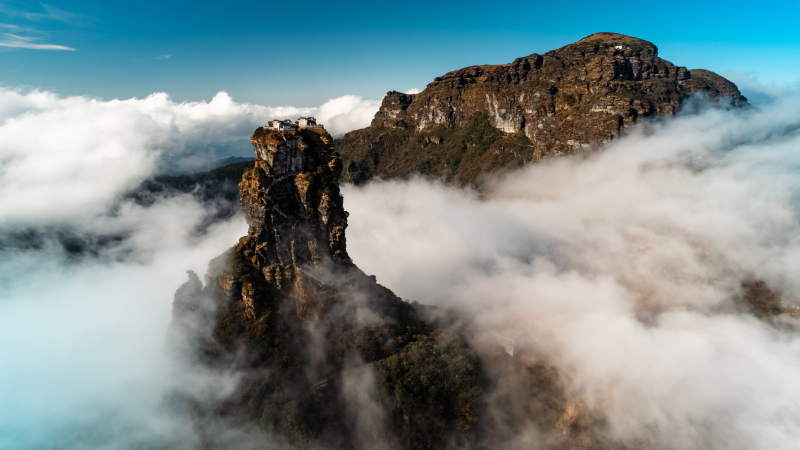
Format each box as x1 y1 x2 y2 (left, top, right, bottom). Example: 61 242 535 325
296 117 324 129
268 119 297 132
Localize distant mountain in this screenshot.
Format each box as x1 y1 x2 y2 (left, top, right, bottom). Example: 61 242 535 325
125 160 255 233
207 156 254 171
0 160 257 258
336 32 747 185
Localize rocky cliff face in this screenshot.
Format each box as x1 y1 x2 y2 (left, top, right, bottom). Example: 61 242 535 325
240 127 350 271
170 127 486 449
337 32 747 185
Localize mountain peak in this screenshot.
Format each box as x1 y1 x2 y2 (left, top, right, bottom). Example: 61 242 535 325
337 32 746 185
570 32 658 54
577 31 653 45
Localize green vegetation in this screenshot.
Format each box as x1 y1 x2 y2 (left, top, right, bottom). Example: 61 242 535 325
615 87 633 98
464 111 502 136
214 316 245 347
357 325 393 362
305 164 328 186
197 239 483 447
375 333 483 435
512 128 533 146
225 246 244 275
336 112 536 186
260 395 329 444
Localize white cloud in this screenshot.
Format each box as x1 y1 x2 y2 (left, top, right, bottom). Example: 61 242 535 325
315 94 381 136
0 33 74 50
22 4 80 23
405 88 420 94
13 76 800 448
0 87 379 227
0 83 382 448
0 193 247 449
723 71 800 105
343 92 800 449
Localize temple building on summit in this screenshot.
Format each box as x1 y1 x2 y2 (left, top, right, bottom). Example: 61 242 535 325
296 117 324 129
267 119 297 132
267 117 325 131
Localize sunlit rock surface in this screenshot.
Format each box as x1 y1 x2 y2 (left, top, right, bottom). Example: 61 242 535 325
337 32 748 185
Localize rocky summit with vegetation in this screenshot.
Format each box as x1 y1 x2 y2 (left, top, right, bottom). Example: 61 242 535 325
170 127 485 449
335 32 747 185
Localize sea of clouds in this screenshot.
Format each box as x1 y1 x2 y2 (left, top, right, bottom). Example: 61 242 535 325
2 83 800 449
344 92 800 449
0 87 379 449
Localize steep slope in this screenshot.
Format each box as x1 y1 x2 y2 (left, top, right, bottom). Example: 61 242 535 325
336 32 747 185
170 127 484 449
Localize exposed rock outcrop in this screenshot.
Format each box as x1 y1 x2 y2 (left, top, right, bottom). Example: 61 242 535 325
170 127 484 449
337 32 748 185
241 127 350 269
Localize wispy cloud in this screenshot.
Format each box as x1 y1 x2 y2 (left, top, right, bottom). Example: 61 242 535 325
0 23 44 34
155 55 171 60
22 4 79 23
0 33 74 51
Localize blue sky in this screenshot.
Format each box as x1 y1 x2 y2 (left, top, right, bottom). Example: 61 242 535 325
1 0 798 106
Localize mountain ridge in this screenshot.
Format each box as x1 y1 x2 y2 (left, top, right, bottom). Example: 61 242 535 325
336 32 747 185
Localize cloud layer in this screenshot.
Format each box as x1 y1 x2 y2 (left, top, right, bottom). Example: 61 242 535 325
0 87 380 227
343 93 800 449
0 191 248 448
4 79 800 449
0 32 75 50
0 86 380 448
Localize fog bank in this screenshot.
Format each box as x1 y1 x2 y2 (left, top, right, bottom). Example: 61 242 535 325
3 81 800 448
344 93 800 449
0 86 382 448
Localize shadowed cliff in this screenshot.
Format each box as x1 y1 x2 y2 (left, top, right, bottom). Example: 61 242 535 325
170 127 485 449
